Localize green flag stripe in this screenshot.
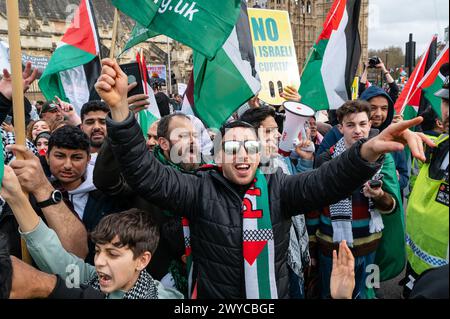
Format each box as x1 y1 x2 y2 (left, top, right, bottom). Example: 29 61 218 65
138 110 158 139
403 105 418 121
423 78 444 118
256 244 271 299
299 40 330 111
40 45 96 76
256 173 272 230
254 170 273 298
193 49 254 129
39 45 96 101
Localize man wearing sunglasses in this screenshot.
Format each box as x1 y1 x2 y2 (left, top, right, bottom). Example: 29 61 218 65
96 59 434 299
240 106 313 299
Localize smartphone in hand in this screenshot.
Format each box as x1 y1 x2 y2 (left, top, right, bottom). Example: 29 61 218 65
120 62 145 97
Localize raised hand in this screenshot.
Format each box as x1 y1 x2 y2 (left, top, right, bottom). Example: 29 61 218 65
0 62 38 100
0 165 24 202
95 58 129 122
295 127 314 160
360 117 435 163
54 96 81 126
6 144 49 197
330 240 355 299
1 122 14 133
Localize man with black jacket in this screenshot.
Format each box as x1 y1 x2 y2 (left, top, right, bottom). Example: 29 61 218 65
95 58 433 299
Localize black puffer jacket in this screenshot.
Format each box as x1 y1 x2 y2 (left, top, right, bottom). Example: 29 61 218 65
107 112 382 299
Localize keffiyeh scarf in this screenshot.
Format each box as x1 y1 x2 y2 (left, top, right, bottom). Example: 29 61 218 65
88 270 158 299
329 138 384 247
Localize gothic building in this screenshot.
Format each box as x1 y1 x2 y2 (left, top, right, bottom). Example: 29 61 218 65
0 0 369 99
0 0 192 98
247 0 369 73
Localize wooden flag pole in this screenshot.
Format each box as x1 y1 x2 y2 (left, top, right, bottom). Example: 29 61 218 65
6 0 32 264
110 8 120 59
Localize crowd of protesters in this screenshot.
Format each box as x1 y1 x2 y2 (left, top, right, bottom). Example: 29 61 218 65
0 56 448 300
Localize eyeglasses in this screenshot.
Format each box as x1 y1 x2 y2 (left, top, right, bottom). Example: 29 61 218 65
222 140 261 155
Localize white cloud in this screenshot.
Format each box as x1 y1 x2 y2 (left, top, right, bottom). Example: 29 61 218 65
368 0 449 55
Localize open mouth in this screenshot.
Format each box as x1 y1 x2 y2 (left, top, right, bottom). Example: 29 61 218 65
97 272 112 286
234 164 251 176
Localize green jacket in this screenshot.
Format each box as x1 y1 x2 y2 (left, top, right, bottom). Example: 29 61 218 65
374 153 406 282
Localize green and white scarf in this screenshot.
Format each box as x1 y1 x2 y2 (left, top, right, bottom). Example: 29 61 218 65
243 169 278 299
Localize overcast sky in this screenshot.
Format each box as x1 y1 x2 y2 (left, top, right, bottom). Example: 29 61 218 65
368 0 449 55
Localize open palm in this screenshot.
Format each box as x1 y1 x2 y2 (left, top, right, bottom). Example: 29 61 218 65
330 240 355 299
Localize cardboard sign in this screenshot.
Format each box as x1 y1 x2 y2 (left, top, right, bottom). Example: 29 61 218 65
248 9 300 106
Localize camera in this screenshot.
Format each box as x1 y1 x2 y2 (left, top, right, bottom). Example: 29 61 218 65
368 56 381 68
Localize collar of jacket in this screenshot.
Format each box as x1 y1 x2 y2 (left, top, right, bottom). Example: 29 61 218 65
153 145 203 174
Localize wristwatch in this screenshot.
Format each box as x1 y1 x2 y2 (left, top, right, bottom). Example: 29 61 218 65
36 190 63 208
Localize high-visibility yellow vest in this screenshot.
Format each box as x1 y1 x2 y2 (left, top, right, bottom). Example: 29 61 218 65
406 134 449 275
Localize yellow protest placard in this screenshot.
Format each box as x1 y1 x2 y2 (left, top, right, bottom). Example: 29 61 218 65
248 8 300 106
351 76 359 100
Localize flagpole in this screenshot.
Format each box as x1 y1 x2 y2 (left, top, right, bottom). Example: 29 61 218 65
5 0 32 264
110 8 120 59
167 37 172 95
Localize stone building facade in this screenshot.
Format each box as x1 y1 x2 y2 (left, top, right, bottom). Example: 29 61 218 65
0 0 368 99
0 0 192 98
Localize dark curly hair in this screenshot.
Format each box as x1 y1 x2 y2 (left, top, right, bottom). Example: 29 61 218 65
48 125 90 155
80 100 110 122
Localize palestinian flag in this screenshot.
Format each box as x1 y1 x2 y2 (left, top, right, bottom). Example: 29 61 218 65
39 0 101 115
394 36 437 120
111 0 241 60
416 44 449 118
182 1 261 128
299 0 362 111
136 52 160 138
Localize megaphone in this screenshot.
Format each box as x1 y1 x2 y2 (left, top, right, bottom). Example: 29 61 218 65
279 101 315 155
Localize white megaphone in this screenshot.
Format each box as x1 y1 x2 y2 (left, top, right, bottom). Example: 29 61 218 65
279 101 315 155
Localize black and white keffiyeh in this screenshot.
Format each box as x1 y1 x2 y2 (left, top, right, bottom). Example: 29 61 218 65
1 130 39 218
1 130 38 165
88 270 159 299
329 138 384 247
